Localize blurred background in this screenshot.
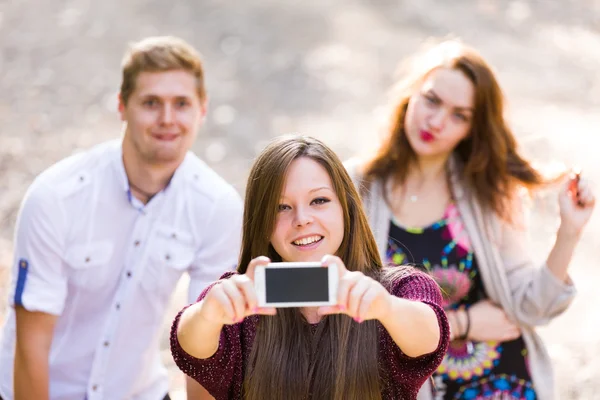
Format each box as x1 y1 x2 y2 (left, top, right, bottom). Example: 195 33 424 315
0 0 598 398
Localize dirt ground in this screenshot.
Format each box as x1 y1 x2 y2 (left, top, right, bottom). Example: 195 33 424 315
1 0 599 398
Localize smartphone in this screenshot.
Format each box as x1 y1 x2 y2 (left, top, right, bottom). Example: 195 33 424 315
254 262 338 308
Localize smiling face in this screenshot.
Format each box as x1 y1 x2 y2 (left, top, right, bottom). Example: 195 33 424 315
119 69 206 167
270 157 345 262
404 67 475 161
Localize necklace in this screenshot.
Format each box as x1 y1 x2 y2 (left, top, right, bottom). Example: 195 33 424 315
128 180 160 200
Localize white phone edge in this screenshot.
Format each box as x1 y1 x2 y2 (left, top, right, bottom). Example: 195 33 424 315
254 262 338 308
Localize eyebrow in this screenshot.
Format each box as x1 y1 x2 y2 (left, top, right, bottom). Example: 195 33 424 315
427 89 474 113
280 186 333 201
309 186 333 193
139 94 193 101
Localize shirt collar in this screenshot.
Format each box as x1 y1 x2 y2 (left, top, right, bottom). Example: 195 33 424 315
111 140 191 198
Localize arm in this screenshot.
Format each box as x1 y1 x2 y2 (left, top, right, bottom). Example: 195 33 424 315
170 295 241 398
186 376 214 400
177 300 224 359
318 257 449 359
501 177 594 326
14 308 57 400
380 272 449 357
170 259 275 398
10 181 68 399
380 271 450 388
379 293 440 357
546 173 595 282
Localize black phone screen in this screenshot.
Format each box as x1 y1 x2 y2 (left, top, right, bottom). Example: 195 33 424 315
265 267 329 303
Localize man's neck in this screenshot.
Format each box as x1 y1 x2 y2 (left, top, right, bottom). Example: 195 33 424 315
122 142 180 204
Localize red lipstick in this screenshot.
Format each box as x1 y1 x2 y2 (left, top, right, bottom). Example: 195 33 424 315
420 130 435 143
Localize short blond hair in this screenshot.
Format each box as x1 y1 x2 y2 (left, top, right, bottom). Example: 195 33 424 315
120 36 206 104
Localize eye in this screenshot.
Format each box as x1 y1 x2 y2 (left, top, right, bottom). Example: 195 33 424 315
176 99 190 108
143 99 159 108
311 197 330 205
278 204 291 212
453 112 469 122
423 94 439 105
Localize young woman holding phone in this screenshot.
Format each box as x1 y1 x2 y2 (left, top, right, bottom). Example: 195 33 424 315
170 135 450 400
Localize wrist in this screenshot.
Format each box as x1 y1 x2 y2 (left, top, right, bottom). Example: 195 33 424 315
557 223 582 242
376 293 397 323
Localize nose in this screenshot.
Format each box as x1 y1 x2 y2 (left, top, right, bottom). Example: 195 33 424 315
428 108 447 131
293 206 313 227
159 104 174 125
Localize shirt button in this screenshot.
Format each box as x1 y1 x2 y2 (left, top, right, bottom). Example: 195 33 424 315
115 303 120 310
171 233 177 239
126 271 132 278
104 341 110 347
165 254 171 261
85 257 91 263
134 240 140 247
92 385 98 391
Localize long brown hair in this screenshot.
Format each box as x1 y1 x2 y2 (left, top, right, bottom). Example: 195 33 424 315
239 135 391 400
364 40 555 221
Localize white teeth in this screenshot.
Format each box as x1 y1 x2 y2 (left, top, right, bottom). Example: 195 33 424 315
293 235 322 246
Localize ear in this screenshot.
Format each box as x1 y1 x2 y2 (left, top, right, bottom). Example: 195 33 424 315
117 93 126 122
200 95 209 119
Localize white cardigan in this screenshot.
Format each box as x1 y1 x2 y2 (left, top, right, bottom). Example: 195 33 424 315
345 158 576 400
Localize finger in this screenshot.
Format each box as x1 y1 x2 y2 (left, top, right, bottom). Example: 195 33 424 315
321 254 347 276
255 307 277 316
317 305 344 316
245 256 271 281
210 286 236 323
337 272 361 312
220 280 246 322
357 285 379 322
347 277 370 319
232 275 259 315
578 187 595 207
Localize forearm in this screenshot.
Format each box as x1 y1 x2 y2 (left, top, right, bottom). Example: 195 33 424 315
379 296 441 357
446 309 461 341
177 301 224 359
546 225 581 283
14 347 49 400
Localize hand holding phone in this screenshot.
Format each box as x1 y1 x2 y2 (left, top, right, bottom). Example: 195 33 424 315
200 256 277 325
317 255 393 323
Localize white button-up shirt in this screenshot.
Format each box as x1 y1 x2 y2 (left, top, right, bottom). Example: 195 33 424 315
0 140 243 400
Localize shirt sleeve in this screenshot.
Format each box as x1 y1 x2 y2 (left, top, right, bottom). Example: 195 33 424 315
499 197 577 326
170 273 245 400
187 186 243 304
9 180 68 315
382 270 450 388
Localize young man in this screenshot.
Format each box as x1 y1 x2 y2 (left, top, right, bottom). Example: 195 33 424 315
0 36 241 400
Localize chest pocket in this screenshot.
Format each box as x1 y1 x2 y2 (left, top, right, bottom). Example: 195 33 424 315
65 241 115 291
142 226 196 294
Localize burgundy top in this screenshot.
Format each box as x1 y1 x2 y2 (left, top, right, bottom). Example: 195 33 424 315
170 271 450 400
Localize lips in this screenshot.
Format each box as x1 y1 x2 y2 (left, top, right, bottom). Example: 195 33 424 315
151 133 180 141
292 235 324 246
419 130 435 143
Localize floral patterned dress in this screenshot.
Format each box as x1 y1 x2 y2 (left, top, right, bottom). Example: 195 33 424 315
386 203 537 400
